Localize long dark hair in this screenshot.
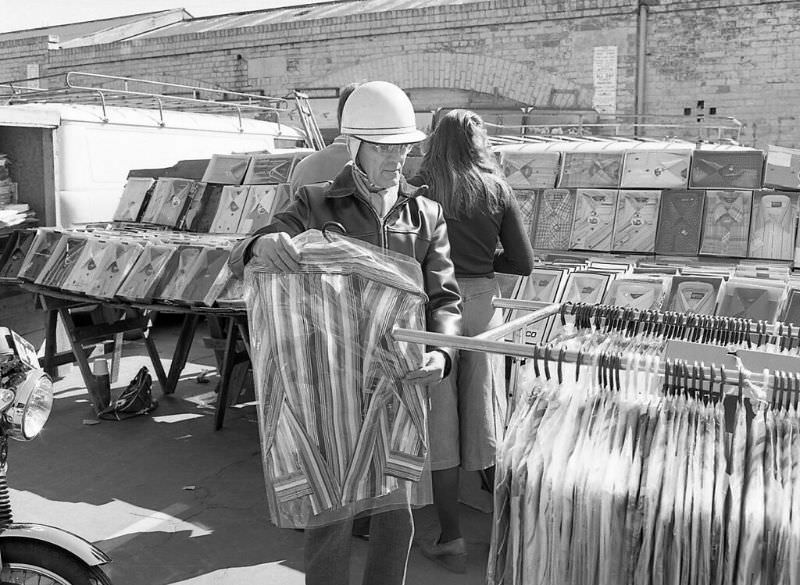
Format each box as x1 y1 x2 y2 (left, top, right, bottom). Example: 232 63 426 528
419 109 510 218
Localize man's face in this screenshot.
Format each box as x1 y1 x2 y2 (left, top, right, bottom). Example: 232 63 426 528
357 142 412 189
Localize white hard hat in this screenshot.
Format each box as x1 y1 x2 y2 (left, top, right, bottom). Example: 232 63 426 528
340 81 426 144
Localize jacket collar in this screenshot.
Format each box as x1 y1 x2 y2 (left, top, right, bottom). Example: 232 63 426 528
326 163 425 200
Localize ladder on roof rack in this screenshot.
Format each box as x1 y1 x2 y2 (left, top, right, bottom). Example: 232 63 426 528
292 91 326 151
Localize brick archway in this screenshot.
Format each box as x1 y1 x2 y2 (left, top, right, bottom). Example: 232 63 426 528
318 53 585 108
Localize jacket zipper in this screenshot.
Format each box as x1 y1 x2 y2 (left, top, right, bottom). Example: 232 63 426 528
358 193 408 251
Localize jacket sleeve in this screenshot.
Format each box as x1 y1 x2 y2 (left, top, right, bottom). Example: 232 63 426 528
494 192 536 276
420 199 463 377
228 192 312 279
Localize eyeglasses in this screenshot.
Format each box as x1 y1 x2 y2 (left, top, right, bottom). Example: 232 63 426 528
363 142 413 155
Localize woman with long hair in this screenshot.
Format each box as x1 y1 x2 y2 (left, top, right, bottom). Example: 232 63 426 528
414 109 534 572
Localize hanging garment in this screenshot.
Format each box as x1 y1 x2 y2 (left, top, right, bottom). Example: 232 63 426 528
654 190 705 256
245 230 430 529
611 190 661 253
532 189 575 250
113 177 155 222
700 190 753 257
570 189 618 251
748 190 797 261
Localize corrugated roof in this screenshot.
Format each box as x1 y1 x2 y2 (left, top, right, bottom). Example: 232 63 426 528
131 0 477 39
0 10 188 44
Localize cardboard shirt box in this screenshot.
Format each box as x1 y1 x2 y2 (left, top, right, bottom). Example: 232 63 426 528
620 150 691 189
17 228 64 282
86 240 145 300
35 234 88 290
764 144 800 190
237 185 279 233
243 153 307 185
699 190 752 257
611 190 661 253
532 189 575 250
201 154 252 185
116 244 176 303
211 186 249 233
61 238 110 295
501 151 561 189
0 230 36 281
654 190 705 256
569 189 618 252
747 190 798 261
140 178 198 226
689 149 764 190
557 151 623 189
113 177 155 222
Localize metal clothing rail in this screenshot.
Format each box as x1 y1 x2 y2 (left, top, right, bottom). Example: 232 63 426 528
391 298 800 393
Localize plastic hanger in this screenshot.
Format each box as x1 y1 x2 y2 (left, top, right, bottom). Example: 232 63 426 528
532 344 541 378
543 345 552 381
557 346 565 385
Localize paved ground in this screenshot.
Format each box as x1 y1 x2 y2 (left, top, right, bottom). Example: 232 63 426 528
10 316 493 585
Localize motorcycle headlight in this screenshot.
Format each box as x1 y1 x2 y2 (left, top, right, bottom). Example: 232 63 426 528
8 370 53 440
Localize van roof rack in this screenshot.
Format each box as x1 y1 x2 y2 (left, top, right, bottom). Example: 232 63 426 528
0 71 290 122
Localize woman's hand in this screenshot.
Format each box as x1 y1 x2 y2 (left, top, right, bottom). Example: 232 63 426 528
403 350 447 385
250 232 300 272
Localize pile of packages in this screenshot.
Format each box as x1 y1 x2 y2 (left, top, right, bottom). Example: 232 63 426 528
0 156 34 229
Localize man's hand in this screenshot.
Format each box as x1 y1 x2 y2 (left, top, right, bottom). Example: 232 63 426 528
403 350 446 385
250 232 300 272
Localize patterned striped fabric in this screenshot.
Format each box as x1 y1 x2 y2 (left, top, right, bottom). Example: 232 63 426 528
245 230 430 528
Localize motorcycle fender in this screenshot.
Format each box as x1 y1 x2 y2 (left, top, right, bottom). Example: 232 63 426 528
0 523 110 566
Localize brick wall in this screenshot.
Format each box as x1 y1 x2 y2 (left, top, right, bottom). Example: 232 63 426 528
2 0 799 147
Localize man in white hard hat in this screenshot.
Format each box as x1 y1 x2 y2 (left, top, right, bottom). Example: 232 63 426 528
229 81 462 585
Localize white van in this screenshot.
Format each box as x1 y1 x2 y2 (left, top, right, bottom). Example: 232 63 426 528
0 102 307 227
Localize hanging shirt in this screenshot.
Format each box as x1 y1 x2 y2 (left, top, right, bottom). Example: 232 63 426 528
245 231 431 529
655 190 705 255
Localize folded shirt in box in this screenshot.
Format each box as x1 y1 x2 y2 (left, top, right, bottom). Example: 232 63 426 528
689 149 764 190
35 234 88 290
663 276 723 315
17 228 64 282
513 189 537 244
780 288 800 326
764 144 800 190
211 186 249 234
699 190 752 257
570 189 618 251
61 238 109 295
184 184 223 233
140 178 198 226
243 153 304 185
201 154 251 185
620 150 691 189
603 278 665 311
531 188 575 250
116 244 176 303
611 190 661 253
500 150 560 189
507 268 566 344
86 241 144 300
747 190 797 261
155 245 205 302
237 185 279 233
179 247 232 304
654 190 705 256
718 280 783 322
558 152 623 188
0 230 36 280
113 177 156 222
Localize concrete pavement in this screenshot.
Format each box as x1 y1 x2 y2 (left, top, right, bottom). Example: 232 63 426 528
10 317 493 585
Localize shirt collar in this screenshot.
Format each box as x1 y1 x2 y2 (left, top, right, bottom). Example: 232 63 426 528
711 195 745 223
326 163 422 200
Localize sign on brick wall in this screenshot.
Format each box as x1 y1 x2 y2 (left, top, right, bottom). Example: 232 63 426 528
592 46 617 115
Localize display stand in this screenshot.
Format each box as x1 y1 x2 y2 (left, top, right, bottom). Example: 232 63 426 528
20 283 251 426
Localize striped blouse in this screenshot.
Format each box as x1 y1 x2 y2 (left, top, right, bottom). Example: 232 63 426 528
245 230 431 528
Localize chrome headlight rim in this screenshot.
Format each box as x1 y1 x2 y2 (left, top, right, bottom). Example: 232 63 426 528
7 370 53 441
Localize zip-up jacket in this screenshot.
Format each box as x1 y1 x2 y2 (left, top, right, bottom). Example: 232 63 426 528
229 165 463 373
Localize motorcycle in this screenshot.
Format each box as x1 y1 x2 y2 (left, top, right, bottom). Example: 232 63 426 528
0 327 112 584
